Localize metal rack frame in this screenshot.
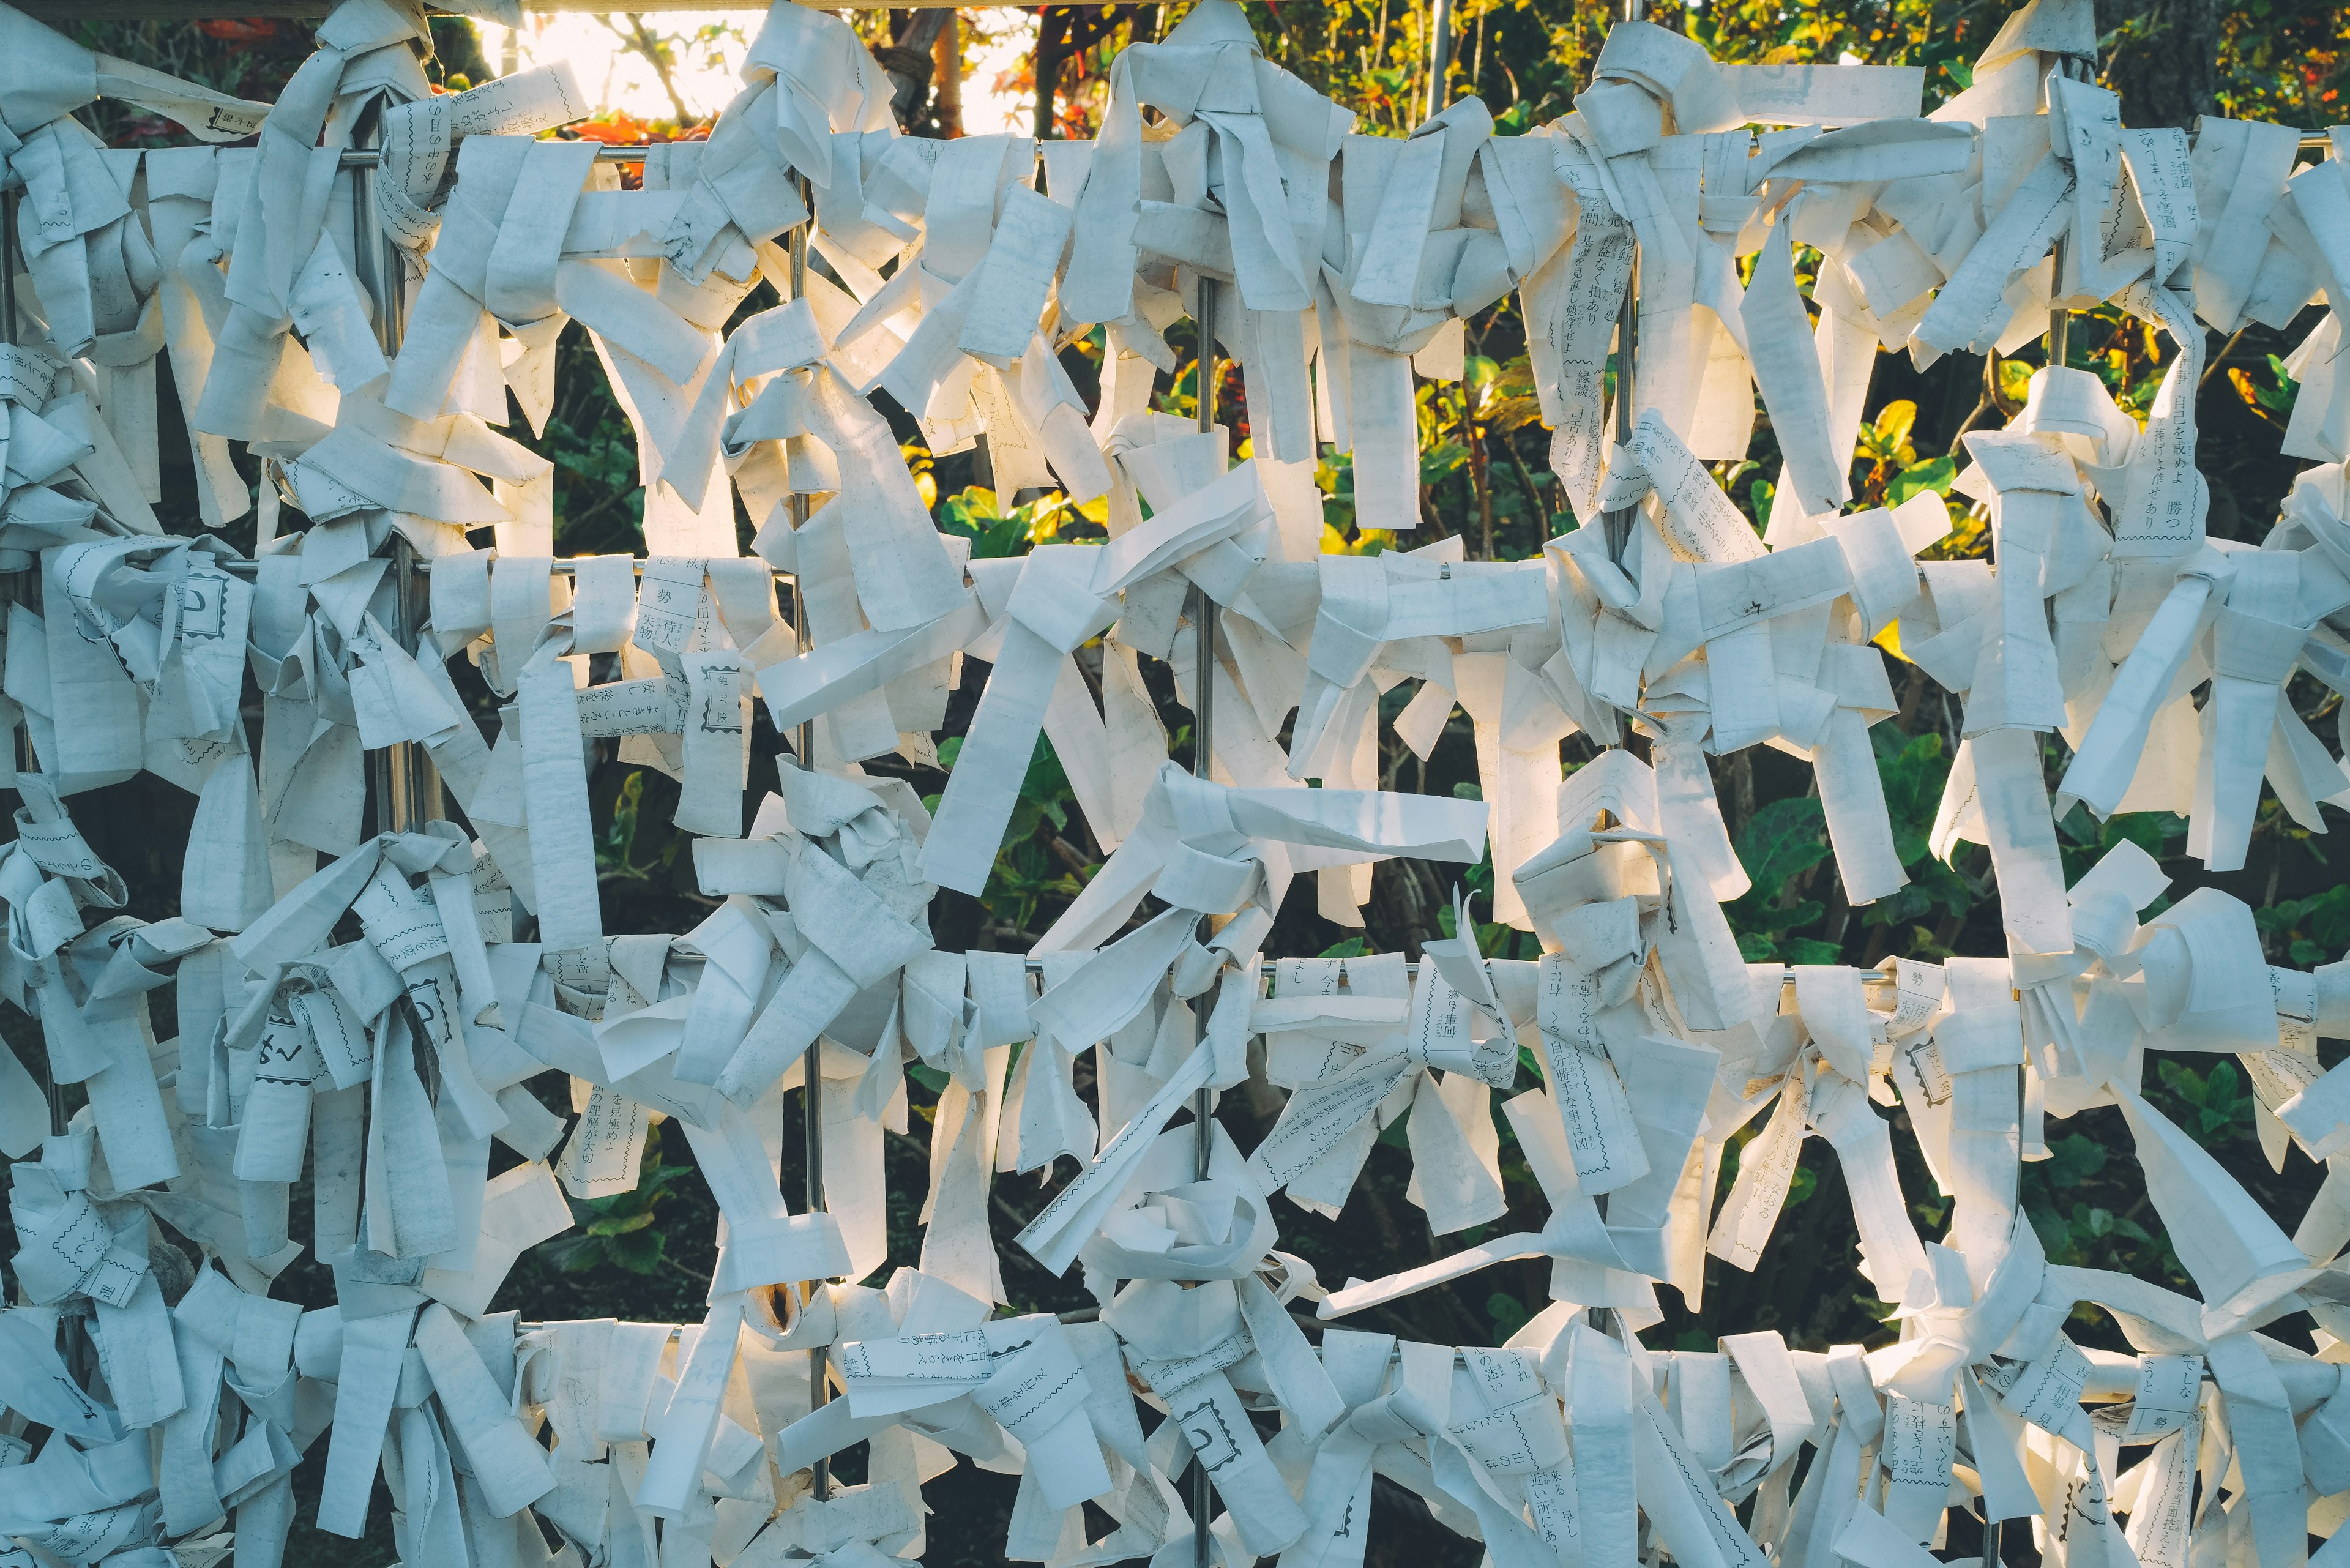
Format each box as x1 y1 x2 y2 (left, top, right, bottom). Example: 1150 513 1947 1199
4 12 2341 1568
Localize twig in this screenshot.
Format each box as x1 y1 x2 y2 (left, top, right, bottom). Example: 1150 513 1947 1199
1944 394 1996 458
601 15 696 126
2198 324 2252 392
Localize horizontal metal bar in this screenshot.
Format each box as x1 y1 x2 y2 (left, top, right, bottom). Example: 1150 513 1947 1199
507 1313 2198 1390
216 555 799 580
513 1304 1105 1336
339 144 662 167
1031 958 1813 985
327 134 2330 167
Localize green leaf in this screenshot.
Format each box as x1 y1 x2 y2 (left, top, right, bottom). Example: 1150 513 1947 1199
1726 797 1833 939
2044 1134 2108 1189
1453 782 1484 801
2206 1058 2240 1105
1419 442 1470 483
1886 455 1956 506
608 1226 668 1274
1736 796 1833 895
1873 731 1949 867
539 1234 600 1272
2027 1204 2071 1261
1021 733 1073 810
1378 1108 1412 1149
582 1210 657 1237
1781 938 1844 965
1871 400 1918 450
1856 855 1969 931
2157 1059 2208 1105
1319 936 1370 958
937 487 1035 558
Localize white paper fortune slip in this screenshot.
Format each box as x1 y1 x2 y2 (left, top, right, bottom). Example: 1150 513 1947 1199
7 2 2350 1567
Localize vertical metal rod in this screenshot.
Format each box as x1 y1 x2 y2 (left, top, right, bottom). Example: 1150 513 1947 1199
354 113 439 832
2045 58 2073 372
2047 193 2070 370
1190 273 1220 1568
0 191 54 1137
1424 0 1454 118
1 184 20 760
1982 1059 2025 1566
9 173 75 1386
786 185 830 1504
2 187 17 349
1598 251 1639 564
1592 0 1644 567
787 179 816 772
802 1026 827 1501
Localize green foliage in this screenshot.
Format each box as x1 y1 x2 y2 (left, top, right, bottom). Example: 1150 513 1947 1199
2056 802 2187 889
1839 730 1971 950
2228 356 2300 427
597 769 690 887
1852 401 1942 507
2258 886 2350 966
1874 729 1949 867
931 733 1094 933
537 1128 694 1275
1420 441 1472 486
1725 797 1833 960
938 487 1041 558
1433 843 1542 960
1690 1 1986 110
544 408 646 552
2155 1059 2255 1147
1736 797 1835 902
1886 455 1955 506
2020 1135 2155 1271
